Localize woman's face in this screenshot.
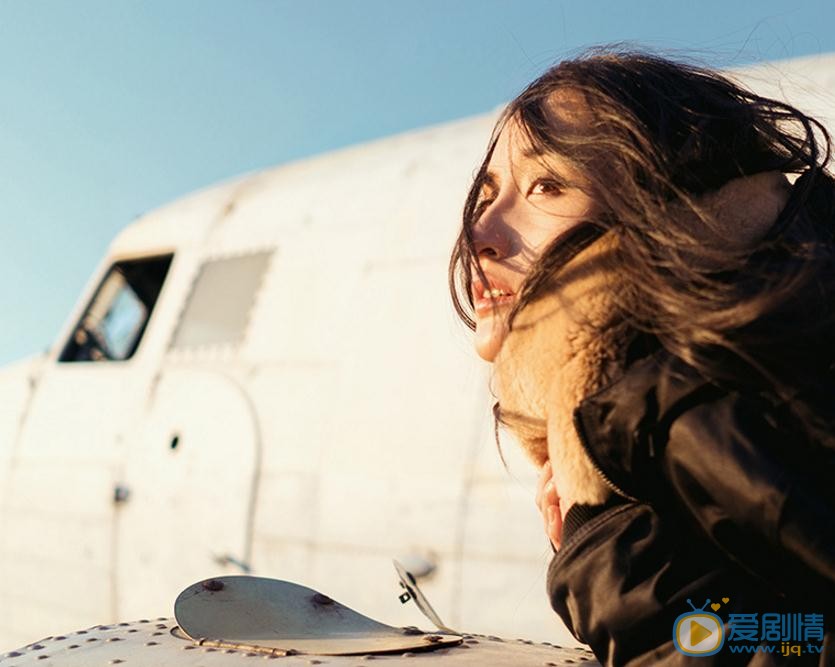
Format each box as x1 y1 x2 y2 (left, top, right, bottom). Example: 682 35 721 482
470 116 597 361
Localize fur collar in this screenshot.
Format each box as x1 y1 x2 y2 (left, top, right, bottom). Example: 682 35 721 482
491 172 791 506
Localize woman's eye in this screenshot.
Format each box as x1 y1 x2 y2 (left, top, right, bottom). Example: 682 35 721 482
529 179 563 196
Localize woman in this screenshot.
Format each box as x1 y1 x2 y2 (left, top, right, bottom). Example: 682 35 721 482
449 49 835 664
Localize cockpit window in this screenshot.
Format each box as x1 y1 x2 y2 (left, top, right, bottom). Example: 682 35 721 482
59 255 173 362
170 252 272 349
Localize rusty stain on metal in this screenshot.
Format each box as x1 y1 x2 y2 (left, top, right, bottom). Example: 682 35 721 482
202 579 225 591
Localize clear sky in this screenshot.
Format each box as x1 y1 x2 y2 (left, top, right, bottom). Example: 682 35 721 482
2 1 834 365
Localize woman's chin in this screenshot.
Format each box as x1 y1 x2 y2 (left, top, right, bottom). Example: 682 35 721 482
474 315 507 362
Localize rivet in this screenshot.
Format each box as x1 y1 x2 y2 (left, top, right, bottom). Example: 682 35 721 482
156 617 167 621
7 652 22 657
202 579 225 592
401 626 422 636
311 593 334 605
111 660 125 665
118 623 129 627
98 625 112 630
37 655 49 660
31 644 45 650
54 636 66 641
487 635 504 642
152 632 164 636
127 629 139 633
155 624 167 629
139 619 150 623
86 638 98 642
285 649 298 656
245 652 258 657
184 645 197 650
205 647 217 652
107 637 123 642
225 649 237 654
146 641 159 646
68 644 80 649
308 661 322 665
425 635 442 643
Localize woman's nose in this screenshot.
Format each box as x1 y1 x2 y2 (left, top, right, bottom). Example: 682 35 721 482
472 205 512 260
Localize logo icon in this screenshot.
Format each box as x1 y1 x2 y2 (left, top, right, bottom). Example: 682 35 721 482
673 599 725 657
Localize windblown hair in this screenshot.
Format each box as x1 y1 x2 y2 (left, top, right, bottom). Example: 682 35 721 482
449 47 835 429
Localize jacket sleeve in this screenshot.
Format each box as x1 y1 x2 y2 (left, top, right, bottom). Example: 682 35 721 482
656 388 835 607
545 500 830 666
574 347 835 608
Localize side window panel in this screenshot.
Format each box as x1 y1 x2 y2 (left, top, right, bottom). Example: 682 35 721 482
170 252 272 349
60 255 173 362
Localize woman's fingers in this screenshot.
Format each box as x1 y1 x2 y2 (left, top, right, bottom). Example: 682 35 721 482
546 502 562 550
536 461 562 550
543 479 559 508
535 460 552 507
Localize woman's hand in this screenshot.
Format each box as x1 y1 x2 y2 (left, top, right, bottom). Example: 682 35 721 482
535 461 563 550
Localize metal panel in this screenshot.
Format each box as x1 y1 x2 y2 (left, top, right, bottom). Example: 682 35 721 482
0 618 599 666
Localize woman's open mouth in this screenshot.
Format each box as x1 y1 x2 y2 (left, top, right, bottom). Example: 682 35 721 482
473 281 516 315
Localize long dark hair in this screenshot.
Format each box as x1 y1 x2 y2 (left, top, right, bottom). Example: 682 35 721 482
449 47 835 430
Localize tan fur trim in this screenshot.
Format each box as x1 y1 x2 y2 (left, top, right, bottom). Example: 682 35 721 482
491 172 790 506
675 171 791 269
493 232 628 505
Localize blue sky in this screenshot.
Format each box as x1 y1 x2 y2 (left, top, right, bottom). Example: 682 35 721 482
2 1 834 365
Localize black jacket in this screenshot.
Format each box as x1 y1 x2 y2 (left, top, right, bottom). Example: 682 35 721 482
547 343 835 665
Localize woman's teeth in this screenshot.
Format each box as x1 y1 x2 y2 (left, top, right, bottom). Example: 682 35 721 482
483 288 511 298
